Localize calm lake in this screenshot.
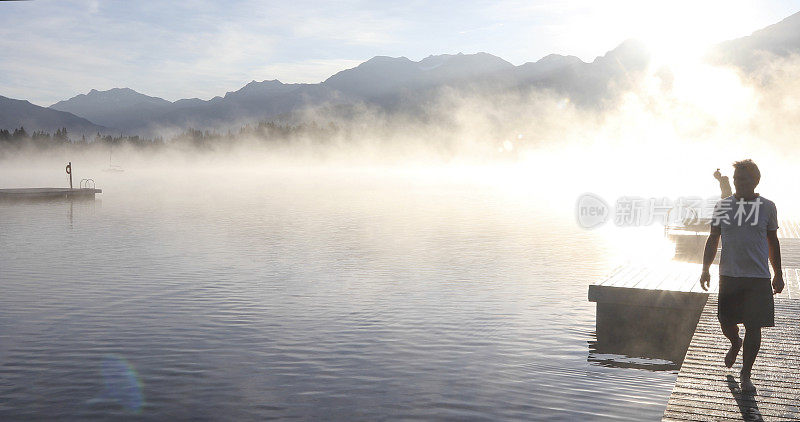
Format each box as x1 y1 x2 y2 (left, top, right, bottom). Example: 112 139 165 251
1 163 679 420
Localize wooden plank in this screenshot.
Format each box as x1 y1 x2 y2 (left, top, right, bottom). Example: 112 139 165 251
600 264 637 287
789 221 799 239
599 264 648 288
596 264 634 287
631 266 667 289
619 265 651 288
670 265 695 291
663 295 800 421
784 268 800 300
604 263 656 289
593 262 720 294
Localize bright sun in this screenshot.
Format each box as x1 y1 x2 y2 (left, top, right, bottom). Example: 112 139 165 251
624 0 761 67
604 0 764 136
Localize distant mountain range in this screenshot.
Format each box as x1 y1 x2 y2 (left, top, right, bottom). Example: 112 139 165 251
2 11 799 138
709 11 800 71
0 96 105 135
43 40 651 136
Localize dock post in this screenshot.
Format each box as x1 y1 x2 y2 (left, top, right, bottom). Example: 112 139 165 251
66 162 72 190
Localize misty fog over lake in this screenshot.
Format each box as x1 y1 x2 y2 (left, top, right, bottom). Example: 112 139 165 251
1 162 683 420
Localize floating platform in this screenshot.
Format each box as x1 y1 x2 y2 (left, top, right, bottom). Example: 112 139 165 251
663 295 800 421
0 188 102 201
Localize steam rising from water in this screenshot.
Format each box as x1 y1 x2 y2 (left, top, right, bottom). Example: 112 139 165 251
3 51 800 215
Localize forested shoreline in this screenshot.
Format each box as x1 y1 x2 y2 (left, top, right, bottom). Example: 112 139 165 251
0 120 345 155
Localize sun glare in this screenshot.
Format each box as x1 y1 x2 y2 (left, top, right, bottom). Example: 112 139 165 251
612 0 762 68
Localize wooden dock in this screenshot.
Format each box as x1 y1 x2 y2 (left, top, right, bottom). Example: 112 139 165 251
589 262 716 363
590 216 800 419
666 219 800 239
588 261 800 420
663 295 800 421
591 262 800 300
0 188 102 201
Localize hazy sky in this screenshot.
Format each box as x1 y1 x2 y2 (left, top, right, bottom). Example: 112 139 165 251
1 0 798 106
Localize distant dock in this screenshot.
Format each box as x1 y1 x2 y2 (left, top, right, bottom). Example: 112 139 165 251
0 162 103 201
0 188 102 201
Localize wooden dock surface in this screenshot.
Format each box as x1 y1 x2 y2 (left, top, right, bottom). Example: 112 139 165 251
0 188 101 200
594 262 800 299
663 295 800 421
595 262 720 294
776 220 800 239
667 220 800 239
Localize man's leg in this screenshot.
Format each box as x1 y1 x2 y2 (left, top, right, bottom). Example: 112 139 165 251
741 324 762 376
740 324 761 392
721 322 742 368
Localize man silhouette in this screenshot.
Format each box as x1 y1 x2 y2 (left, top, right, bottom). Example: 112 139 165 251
700 159 784 393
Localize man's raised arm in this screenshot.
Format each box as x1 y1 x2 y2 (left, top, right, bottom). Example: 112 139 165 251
700 226 721 291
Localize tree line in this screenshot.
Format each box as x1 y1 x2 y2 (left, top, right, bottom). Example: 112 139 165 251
0 120 344 153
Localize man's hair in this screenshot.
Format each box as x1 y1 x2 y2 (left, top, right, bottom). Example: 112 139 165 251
733 159 761 185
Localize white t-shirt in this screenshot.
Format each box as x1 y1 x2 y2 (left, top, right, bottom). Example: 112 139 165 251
711 194 778 278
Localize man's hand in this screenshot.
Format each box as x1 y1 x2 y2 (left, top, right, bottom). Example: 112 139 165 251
773 273 785 295
700 270 711 291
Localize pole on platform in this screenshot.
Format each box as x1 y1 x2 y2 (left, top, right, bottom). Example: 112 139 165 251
66 162 73 190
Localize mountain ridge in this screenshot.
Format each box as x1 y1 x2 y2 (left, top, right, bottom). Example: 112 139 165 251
4 11 800 137
0 95 105 135
43 48 637 134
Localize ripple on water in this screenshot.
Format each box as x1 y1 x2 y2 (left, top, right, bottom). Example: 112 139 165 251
0 175 677 420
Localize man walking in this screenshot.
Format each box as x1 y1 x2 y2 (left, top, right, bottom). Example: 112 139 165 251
700 159 784 393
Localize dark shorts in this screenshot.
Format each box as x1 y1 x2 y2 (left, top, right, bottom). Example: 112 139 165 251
718 275 774 328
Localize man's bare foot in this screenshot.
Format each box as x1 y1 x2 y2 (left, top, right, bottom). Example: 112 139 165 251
725 337 743 368
740 373 756 393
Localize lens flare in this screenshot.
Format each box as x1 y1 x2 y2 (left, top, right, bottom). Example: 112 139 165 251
88 355 144 413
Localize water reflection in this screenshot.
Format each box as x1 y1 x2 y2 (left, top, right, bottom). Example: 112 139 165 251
587 341 680 372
